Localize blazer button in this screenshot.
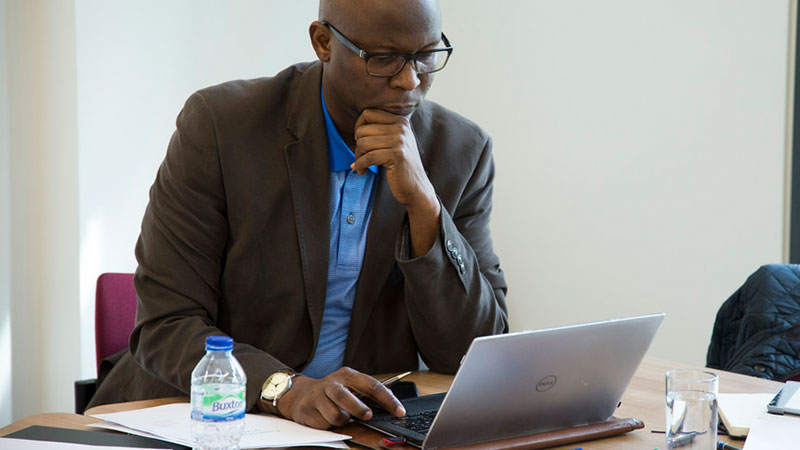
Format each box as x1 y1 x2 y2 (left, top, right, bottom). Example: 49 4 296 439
450 248 458 259
445 239 454 251
457 255 463 265
459 263 466 274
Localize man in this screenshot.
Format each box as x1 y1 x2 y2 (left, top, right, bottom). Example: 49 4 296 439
89 0 507 430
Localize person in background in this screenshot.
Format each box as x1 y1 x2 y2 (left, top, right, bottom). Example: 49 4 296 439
89 0 508 430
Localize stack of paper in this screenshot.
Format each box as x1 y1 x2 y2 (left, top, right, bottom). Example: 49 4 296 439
89 403 351 449
716 393 776 437
742 413 800 449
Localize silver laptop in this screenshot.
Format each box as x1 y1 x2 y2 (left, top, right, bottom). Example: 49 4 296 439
361 313 665 450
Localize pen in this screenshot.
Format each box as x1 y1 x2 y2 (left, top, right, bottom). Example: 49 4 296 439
380 371 412 388
355 371 413 399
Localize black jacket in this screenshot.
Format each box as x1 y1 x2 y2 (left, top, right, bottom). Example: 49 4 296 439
707 264 800 381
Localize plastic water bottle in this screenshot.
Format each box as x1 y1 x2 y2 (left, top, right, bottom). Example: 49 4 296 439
190 335 247 450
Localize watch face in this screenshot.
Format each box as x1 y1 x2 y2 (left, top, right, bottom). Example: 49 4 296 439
262 372 291 399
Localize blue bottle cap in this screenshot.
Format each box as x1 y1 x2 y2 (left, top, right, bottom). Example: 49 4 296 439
205 335 234 351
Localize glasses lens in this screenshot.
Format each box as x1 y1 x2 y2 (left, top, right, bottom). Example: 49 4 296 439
367 55 407 76
366 50 451 76
414 51 449 74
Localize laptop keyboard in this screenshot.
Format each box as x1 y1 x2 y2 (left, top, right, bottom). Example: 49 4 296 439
389 410 437 434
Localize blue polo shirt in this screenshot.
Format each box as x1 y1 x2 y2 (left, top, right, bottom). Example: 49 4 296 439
302 89 378 378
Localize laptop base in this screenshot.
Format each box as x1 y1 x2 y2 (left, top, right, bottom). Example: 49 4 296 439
346 416 644 450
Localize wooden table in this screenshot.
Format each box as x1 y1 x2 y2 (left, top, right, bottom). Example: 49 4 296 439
0 357 782 449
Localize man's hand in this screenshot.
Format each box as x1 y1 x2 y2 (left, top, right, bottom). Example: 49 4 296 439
353 109 441 256
272 367 406 429
353 109 435 208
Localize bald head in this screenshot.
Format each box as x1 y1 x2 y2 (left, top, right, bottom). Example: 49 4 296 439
310 0 445 146
319 0 441 40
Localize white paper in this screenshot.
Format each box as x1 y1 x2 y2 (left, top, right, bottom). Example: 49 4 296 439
742 413 800 450
90 403 351 449
88 421 349 449
0 437 163 450
717 393 775 433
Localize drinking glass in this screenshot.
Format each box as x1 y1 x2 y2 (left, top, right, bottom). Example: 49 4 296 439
665 369 718 450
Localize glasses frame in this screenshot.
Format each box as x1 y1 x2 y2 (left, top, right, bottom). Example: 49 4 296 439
321 21 453 77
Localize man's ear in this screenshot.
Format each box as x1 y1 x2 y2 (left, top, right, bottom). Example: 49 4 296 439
309 21 332 62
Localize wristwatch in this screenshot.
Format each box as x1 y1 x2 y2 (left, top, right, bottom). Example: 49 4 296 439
261 370 298 407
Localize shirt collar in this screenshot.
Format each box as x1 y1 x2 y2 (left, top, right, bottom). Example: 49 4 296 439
321 87 378 173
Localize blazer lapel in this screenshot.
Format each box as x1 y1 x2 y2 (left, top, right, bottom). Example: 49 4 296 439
284 62 330 353
345 170 405 363
286 65 432 365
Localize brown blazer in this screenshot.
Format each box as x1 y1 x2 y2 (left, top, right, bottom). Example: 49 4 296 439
89 61 508 410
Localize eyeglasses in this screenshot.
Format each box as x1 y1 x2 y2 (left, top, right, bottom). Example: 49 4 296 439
322 21 453 77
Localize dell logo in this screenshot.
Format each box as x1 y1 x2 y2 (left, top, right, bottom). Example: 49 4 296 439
536 375 557 392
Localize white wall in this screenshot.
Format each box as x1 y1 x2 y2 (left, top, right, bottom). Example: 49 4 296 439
4 0 81 422
0 0 13 429
0 0 792 424
431 0 789 364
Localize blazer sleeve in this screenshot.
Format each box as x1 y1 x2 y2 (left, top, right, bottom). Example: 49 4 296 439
130 92 289 411
395 135 508 373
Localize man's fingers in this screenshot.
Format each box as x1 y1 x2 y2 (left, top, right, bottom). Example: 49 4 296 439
354 123 405 140
352 149 393 174
355 108 408 128
354 135 401 159
280 371 408 430
345 373 406 418
315 392 354 426
323 383 372 420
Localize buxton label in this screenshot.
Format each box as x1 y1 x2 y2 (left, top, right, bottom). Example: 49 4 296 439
192 390 246 422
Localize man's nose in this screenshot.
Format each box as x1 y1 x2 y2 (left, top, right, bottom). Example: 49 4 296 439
390 61 421 91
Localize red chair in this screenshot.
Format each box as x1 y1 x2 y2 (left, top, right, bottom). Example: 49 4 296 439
94 273 137 369
74 272 137 413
